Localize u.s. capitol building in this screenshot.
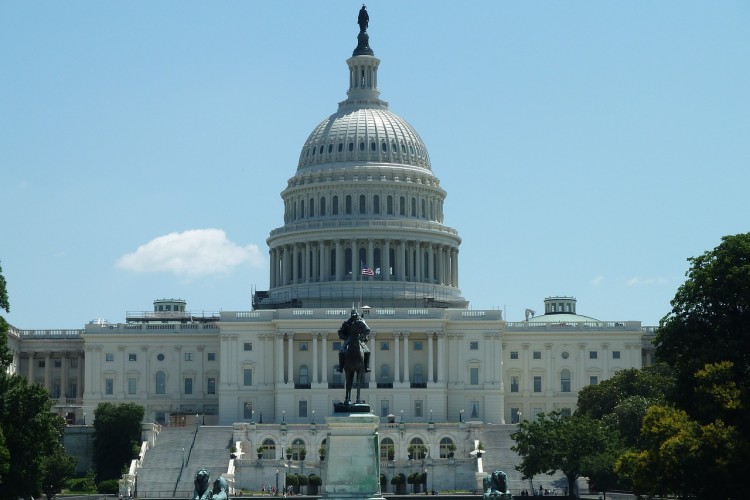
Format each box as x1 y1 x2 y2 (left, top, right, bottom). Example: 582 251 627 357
4 8 654 494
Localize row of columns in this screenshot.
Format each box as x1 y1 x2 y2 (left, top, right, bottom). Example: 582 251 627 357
24 350 84 400
269 330 500 386
269 239 458 289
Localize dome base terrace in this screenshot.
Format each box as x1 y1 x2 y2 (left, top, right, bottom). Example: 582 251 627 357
252 282 468 310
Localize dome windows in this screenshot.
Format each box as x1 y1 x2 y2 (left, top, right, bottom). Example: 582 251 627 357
328 144 333 154
338 143 343 153
349 142 354 152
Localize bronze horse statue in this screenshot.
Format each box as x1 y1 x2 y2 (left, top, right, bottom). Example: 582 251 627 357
342 315 370 406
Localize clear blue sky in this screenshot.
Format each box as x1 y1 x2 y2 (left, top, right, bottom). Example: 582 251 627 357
2 1 748 329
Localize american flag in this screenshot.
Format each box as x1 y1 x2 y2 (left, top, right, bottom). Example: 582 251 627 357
361 266 375 276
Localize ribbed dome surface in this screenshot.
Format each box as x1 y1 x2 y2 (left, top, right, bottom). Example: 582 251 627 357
297 108 432 172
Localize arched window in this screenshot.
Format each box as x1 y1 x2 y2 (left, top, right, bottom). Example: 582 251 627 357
373 195 380 214
408 438 426 459
320 197 326 216
309 198 315 217
299 365 309 385
387 195 393 215
421 199 426 218
300 200 305 219
561 369 571 392
359 194 366 214
439 437 455 458
261 438 276 459
399 197 406 216
291 438 306 460
411 198 417 217
345 195 352 214
155 371 166 394
332 195 339 215
380 437 395 461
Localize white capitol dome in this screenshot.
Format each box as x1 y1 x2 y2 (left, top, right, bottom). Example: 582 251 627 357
297 107 432 173
257 17 466 310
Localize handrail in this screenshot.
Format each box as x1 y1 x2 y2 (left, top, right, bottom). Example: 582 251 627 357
172 424 201 497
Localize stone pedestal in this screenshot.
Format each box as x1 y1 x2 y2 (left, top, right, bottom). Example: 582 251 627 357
321 413 385 500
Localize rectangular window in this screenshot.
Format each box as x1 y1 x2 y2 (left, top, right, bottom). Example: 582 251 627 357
128 378 137 395
510 351 519 360
590 351 598 359
243 369 253 386
184 352 194 361
105 353 114 362
207 352 216 361
298 400 308 418
533 351 542 360
128 353 137 362
299 342 308 351
414 341 423 351
560 408 572 417
184 378 193 394
244 343 253 351
590 376 599 385
70 358 78 368
332 341 342 351
54 359 62 368
613 350 621 359
105 378 114 395
469 341 479 350
510 376 519 393
207 377 216 394
470 367 479 385
414 400 423 418
380 399 390 418
380 341 389 351
533 376 542 392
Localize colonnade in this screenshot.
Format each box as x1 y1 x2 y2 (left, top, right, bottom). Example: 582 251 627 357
24 350 85 401
267 330 500 387
269 239 458 289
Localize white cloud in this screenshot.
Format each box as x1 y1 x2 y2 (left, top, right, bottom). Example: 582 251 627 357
627 276 667 287
590 275 605 286
116 229 264 278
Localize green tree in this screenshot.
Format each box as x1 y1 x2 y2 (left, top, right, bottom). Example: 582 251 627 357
41 445 78 499
0 264 74 497
0 373 69 498
651 233 750 497
511 412 619 500
93 402 145 481
655 233 750 419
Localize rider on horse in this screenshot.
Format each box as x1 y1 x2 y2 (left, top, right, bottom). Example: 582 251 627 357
337 309 371 373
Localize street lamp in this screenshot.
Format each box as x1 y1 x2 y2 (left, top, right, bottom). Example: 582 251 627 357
182 447 185 466
275 468 279 495
459 409 464 423
83 412 86 425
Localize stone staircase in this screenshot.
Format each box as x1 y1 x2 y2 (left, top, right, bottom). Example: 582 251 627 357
481 424 572 495
136 427 197 497
174 426 234 497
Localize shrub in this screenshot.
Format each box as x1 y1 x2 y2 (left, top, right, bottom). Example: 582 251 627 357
97 479 120 494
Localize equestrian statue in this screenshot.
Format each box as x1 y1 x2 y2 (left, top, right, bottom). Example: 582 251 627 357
337 309 371 407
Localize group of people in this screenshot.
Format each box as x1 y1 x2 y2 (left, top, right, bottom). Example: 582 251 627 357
518 485 558 496
259 484 296 497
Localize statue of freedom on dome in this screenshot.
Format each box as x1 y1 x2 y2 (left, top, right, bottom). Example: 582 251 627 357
358 5 369 32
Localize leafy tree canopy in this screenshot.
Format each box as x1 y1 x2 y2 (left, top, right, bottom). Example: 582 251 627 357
655 232 750 418
511 412 620 500
0 374 68 498
93 402 145 481
41 445 77 499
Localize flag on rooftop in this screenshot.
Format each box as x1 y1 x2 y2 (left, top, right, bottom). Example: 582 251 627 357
362 266 375 276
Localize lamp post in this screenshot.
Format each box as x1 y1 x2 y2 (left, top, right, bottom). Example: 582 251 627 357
275 468 279 496
83 412 86 425
459 409 463 423
182 447 185 467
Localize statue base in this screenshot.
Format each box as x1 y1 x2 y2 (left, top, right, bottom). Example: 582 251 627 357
333 402 371 413
321 413 384 500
